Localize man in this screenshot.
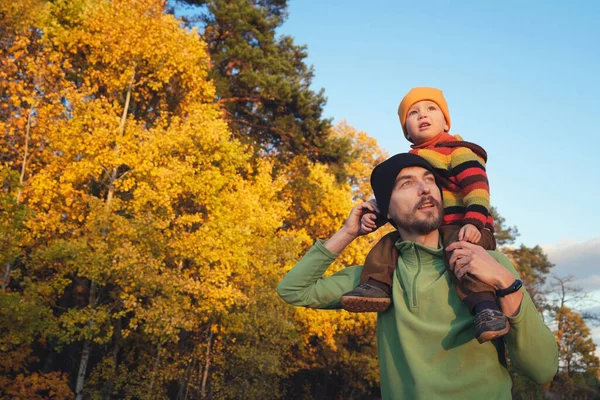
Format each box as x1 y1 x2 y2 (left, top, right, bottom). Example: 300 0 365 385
277 153 557 399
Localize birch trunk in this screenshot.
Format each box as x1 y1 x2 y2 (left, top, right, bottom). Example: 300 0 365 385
201 329 213 398
75 67 135 399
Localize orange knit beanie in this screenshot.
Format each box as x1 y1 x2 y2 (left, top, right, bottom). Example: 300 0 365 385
398 87 451 141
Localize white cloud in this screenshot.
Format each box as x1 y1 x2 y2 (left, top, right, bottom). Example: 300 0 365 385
542 237 600 291
592 326 600 359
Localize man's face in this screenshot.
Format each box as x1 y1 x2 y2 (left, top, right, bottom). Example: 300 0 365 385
387 166 443 235
405 100 449 145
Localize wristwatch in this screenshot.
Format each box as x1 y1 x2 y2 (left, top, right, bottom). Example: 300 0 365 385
496 279 523 297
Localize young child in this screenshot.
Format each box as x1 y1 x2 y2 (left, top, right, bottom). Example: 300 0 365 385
341 87 509 343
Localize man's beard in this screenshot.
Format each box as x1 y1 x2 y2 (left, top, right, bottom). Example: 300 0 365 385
395 196 444 235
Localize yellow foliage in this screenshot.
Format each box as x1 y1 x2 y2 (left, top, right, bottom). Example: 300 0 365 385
1 0 391 396
331 121 388 201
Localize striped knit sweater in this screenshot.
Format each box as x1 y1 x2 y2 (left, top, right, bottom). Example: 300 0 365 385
409 132 495 232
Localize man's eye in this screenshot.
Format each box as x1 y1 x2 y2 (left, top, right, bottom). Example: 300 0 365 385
401 181 413 187
428 106 437 111
408 110 417 116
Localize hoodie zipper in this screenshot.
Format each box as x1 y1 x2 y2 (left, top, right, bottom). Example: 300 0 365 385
412 244 421 308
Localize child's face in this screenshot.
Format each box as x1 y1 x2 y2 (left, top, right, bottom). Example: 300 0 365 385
405 100 449 145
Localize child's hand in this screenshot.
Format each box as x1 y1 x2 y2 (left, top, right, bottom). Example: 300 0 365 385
458 224 482 244
360 211 379 234
357 198 386 235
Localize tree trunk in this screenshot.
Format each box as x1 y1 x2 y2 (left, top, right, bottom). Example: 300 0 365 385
2 264 10 291
201 329 213 399
75 280 98 400
176 357 195 400
102 318 122 399
3 106 35 292
106 66 135 211
147 343 162 398
183 360 193 400
75 339 92 400
16 105 33 204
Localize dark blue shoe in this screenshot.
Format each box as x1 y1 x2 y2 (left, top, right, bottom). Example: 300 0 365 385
475 309 510 343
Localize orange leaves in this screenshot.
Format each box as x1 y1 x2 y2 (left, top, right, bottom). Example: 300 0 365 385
554 306 599 377
0 371 72 400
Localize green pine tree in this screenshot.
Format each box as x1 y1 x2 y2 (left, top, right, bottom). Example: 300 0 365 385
176 0 353 177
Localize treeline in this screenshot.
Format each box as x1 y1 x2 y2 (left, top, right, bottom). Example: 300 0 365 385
0 0 597 399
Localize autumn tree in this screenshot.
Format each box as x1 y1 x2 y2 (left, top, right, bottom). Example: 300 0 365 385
1 0 304 398
552 307 600 399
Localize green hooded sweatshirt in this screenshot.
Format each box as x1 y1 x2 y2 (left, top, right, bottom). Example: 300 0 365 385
277 239 558 400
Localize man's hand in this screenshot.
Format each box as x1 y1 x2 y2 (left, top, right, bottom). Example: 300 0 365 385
458 223 482 243
325 201 378 254
446 240 523 316
446 241 513 288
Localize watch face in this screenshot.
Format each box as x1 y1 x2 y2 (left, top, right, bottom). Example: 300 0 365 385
513 280 523 291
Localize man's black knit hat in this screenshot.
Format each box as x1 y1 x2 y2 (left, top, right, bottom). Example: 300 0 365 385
370 153 439 219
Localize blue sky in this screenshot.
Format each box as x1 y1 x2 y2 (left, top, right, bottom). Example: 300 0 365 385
280 0 600 248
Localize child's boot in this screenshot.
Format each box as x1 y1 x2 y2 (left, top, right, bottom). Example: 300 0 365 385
473 302 510 343
340 278 391 313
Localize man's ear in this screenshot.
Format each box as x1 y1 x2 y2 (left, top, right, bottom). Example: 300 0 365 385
444 123 449 131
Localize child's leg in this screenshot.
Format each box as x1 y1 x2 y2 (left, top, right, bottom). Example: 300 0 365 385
340 231 400 313
478 228 496 250
359 231 400 287
439 225 509 343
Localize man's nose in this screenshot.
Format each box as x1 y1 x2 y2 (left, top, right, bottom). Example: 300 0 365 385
418 180 431 194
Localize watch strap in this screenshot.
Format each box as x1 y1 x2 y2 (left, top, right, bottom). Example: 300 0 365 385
496 279 523 297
